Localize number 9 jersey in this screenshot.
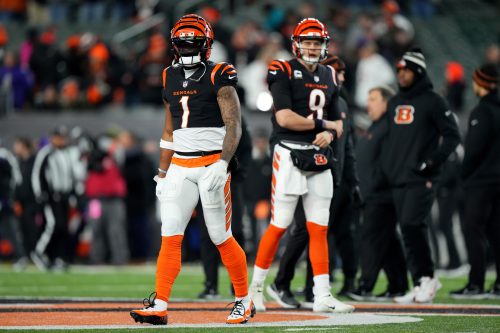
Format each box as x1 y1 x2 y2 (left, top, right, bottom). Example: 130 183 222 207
162 61 238 153
268 59 341 143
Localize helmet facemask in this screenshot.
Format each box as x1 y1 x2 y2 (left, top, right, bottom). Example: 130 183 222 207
172 36 210 67
293 37 328 64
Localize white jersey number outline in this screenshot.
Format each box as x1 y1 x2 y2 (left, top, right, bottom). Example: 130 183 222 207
179 96 190 128
307 89 325 120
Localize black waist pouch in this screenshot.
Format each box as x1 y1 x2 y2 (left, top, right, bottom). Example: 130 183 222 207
279 142 335 172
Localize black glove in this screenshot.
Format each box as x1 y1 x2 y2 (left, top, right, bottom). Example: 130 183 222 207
414 159 436 177
352 185 364 207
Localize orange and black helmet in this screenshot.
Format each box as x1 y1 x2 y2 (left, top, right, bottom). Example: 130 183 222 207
171 14 214 66
291 18 330 63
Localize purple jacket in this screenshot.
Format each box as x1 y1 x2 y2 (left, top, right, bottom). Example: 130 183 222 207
0 66 33 109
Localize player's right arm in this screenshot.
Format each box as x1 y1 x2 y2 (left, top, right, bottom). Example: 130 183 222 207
268 60 341 133
157 100 175 179
275 109 342 133
157 68 175 179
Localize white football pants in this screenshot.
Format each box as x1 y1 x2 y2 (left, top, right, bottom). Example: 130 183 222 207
158 163 232 246
271 143 334 229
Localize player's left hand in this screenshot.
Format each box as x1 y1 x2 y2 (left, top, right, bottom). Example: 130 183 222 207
154 175 169 200
202 159 229 192
313 131 334 148
324 120 343 138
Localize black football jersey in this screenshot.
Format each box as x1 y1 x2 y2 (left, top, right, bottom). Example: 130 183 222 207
268 58 340 143
162 61 238 130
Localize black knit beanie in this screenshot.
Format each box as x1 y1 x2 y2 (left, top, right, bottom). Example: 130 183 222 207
473 63 499 90
397 48 427 78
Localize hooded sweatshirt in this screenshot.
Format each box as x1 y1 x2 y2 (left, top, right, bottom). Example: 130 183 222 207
381 75 461 187
462 91 500 188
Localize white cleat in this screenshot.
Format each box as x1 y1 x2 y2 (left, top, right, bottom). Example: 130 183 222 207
393 287 418 304
249 284 266 312
313 293 354 313
415 276 442 303
130 293 168 325
226 299 256 324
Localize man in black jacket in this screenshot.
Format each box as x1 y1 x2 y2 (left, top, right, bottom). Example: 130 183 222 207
347 86 409 301
381 48 461 303
13 137 38 268
451 64 500 299
0 144 25 269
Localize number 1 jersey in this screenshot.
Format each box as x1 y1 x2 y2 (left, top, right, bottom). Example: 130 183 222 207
162 61 237 153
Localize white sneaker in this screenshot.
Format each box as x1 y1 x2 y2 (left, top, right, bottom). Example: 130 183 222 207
393 287 418 304
301 300 314 309
30 251 49 272
13 256 29 272
249 284 266 312
313 293 355 313
415 276 442 303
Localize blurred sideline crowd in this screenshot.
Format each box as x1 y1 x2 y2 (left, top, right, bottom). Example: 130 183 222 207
0 121 272 271
0 0 499 300
3 0 498 113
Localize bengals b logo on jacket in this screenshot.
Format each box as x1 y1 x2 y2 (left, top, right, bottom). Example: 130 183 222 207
394 105 415 124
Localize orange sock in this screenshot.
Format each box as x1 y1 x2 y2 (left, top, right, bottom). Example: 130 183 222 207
156 235 183 302
217 236 248 298
306 221 329 276
255 224 287 269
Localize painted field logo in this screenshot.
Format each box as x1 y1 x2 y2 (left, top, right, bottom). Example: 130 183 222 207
314 154 328 166
394 105 415 124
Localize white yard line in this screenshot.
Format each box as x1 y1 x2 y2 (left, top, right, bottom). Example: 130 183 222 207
0 313 422 330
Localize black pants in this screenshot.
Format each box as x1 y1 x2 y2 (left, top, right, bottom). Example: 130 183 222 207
36 195 70 262
18 201 39 255
436 186 462 269
393 184 435 285
463 186 500 288
274 182 356 291
274 197 309 291
358 200 408 292
199 181 245 292
246 200 258 261
0 204 25 259
330 182 357 281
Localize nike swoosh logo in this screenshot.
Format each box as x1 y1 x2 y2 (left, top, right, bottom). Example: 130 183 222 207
228 75 236 79
269 70 277 75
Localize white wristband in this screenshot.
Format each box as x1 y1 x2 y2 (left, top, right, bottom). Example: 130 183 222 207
159 139 174 150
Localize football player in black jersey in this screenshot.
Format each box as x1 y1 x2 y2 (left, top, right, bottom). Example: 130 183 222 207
130 14 255 325
248 18 353 313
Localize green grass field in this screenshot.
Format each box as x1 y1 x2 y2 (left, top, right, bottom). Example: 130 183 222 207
1 263 499 332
